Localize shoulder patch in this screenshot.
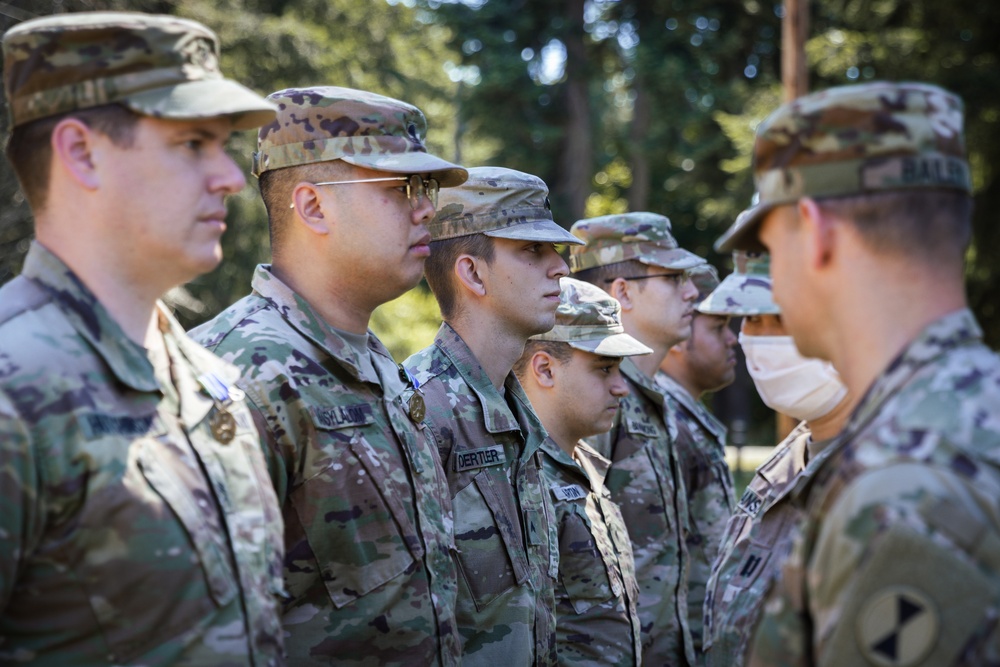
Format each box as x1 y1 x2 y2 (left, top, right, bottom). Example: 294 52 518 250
309 403 375 430
551 484 588 502
454 445 506 472
856 586 938 666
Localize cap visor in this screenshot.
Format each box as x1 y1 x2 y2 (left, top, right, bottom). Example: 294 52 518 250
484 220 584 245
569 333 652 357
124 79 277 130
643 248 707 271
714 203 771 253
697 273 779 316
341 152 468 187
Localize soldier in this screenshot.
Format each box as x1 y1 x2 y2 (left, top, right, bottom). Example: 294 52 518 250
190 86 467 666
655 265 737 663
405 166 582 666
715 81 1000 665
569 213 707 666
513 276 650 667
0 12 284 665
695 249 852 667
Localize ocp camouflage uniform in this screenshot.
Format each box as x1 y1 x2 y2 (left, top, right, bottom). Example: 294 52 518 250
405 324 558 666
191 266 460 666
714 82 1000 666
701 422 811 667
654 371 734 660
571 214 707 667
0 244 285 665
540 439 643 667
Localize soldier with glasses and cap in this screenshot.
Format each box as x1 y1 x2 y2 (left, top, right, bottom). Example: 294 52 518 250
569 213 707 667
0 11 283 665
192 86 467 666
715 81 1000 665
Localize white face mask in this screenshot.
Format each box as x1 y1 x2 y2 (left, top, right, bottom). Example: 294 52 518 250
738 334 848 421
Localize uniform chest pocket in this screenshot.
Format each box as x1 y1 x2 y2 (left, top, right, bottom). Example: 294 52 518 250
558 507 618 614
288 426 420 610
606 440 672 544
453 466 530 610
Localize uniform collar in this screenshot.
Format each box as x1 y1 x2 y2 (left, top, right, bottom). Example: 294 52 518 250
654 370 727 440
789 309 983 503
250 264 386 384
620 356 667 404
23 242 157 393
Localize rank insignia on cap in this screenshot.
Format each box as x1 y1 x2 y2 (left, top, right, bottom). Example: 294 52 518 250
856 586 938 666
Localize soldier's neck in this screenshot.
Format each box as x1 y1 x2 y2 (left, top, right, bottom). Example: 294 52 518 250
447 315 526 391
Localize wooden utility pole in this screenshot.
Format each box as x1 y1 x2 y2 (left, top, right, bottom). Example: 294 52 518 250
776 0 809 440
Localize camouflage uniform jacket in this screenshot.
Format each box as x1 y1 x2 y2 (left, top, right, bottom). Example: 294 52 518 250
191 265 459 667
405 324 558 667
701 421 812 667
654 371 734 660
540 438 642 667
0 243 284 666
586 358 694 666
749 310 1000 666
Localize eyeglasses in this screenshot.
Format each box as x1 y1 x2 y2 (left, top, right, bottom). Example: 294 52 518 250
289 174 439 210
605 270 693 287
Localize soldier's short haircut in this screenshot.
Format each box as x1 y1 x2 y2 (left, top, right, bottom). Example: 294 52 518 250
424 233 496 321
572 259 652 290
512 339 574 381
258 160 353 252
817 189 972 266
5 103 139 211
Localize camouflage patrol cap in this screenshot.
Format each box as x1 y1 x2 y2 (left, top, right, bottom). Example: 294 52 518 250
429 166 583 244
697 249 779 316
252 86 467 184
569 212 705 273
532 277 652 357
689 264 720 305
2 12 276 130
716 81 971 252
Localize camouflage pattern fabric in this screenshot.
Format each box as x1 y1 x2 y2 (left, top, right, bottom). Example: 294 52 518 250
716 82 972 252
702 422 812 667
747 310 1000 666
0 243 284 665
654 371 735 662
404 324 557 667
697 251 779 317
190 265 460 667
585 357 695 666
429 166 582 244
539 439 642 667
2 11 276 129
252 85 465 184
569 212 705 273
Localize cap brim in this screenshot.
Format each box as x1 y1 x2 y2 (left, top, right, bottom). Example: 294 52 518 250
124 79 278 131
713 202 772 253
340 152 468 187
484 220 584 245
568 333 653 357
696 272 780 316
642 248 707 271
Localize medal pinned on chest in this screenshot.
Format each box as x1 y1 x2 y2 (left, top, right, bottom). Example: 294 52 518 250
198 372 244 444
399 365 426 423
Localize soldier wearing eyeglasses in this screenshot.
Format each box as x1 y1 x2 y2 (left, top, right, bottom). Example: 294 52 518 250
570 213 708 667
190 86 468 666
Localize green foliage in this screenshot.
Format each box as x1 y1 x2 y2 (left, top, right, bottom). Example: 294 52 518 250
370 284 443 361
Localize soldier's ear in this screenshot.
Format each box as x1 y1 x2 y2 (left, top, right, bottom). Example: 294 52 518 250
799 197 836 270
454 254 487 298
608 277 633 311
530 351 556 388
51 118 99 191
291 183 329 235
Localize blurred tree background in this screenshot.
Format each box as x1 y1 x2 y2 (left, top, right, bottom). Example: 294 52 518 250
2 0 998 446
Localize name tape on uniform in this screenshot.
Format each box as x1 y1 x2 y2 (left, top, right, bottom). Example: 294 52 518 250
551 484 588 502
310 403 375 430
80 413 157 440
738 487 764 518
454 445 506 472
